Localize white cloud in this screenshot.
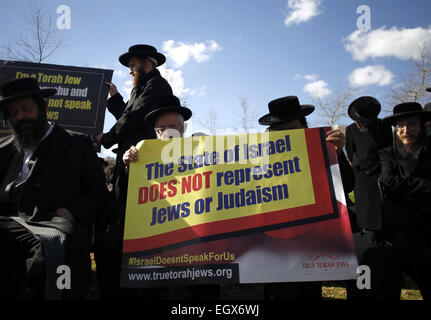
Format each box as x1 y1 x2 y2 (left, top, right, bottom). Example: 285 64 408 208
344 26 431 61
189 86 207 97
158 65 190 97
302 74 331 99
304 74 319 81
122 79 133 96
114 68 127 78
348 65 394 88
284 0 323 27
162 40 221 68
303 80 331 98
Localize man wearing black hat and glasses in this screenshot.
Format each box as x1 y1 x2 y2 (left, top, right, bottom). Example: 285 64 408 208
378 102 431 299
122 95 192 171
258 96 355 300
344 97 393 299
0 78 107 299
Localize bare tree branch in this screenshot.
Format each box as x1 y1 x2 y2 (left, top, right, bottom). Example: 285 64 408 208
386 43 431 109
237 96 256 133
311 88 357 126
1 1 65 63
197 109 219 136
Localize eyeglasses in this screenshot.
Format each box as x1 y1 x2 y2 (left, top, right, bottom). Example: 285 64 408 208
395 121 420 131
154 124 183 135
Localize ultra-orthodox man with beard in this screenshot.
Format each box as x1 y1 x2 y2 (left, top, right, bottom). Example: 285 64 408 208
95 44 173 299
97 44 173 224
0 78 108 299
378 102 431 300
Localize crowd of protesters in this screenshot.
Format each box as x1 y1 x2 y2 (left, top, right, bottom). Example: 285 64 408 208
0 44 430 300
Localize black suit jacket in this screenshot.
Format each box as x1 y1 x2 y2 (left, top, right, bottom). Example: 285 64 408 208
379 137 431 227
0 125 109 296
101 68 173 151
101 68 173 225
345 121 392 230
0 125 108 232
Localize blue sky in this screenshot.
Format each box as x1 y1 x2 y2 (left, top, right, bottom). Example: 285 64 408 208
1 0 431 156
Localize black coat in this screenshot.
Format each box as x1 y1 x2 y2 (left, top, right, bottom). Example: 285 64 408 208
102 68 173 151
101 68 173 225
345 121 392 230
379 137 431 228
0 125 107 227
0 125 108 297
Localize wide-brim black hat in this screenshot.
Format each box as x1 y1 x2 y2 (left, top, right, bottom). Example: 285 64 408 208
258 96 314 125
382 102 431 126
145 95 192 124
0 77 56 109
119 44 166 67
426 87 431 92
348 96 381 124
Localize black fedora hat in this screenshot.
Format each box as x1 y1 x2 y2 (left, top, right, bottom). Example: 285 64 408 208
258 96 314 126
426 87 431 92
145 95 192 124
0 77 56 109
348 96 381 124
382 102 431 126
119 44 166 67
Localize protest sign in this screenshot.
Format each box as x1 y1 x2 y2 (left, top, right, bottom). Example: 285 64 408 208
121 128 358 287
0 60 112 150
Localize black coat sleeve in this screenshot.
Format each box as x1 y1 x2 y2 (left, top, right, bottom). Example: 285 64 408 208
63 136 109 226
101 96 156 148
101 79 172 149
106 93 127 120
338 151 355 194
345 125 355 164
379 149 431 196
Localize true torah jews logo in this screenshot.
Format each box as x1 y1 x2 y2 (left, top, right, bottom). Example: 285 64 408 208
302 247 351 277
308 247 340 261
